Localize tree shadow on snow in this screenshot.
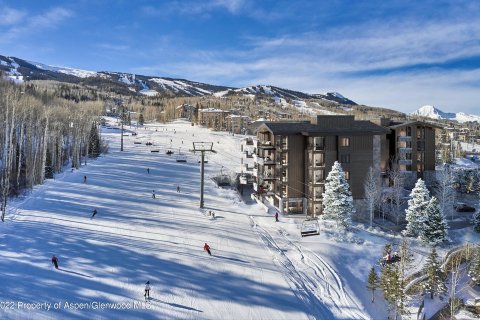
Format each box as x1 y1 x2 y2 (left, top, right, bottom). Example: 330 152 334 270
148 298 203 312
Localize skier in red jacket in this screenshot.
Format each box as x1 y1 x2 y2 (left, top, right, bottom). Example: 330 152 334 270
204 243 212 256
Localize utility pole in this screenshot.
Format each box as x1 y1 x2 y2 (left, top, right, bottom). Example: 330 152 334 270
191 142 215 208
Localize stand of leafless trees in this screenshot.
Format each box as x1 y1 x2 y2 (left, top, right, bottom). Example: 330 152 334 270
0 79 103 221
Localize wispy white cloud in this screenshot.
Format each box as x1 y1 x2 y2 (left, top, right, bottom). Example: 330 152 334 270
97 43 130 51
141 0 248 17
130 16 480 114
0 7 73 44
0 6 26 25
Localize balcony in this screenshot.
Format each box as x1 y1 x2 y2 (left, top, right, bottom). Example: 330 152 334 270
398 159 412 165
263 173 276 181
398 135 412 142
264 157 276 165
258 141 276 149
399 147 412 153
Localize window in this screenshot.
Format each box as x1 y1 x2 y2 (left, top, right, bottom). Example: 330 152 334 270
314 137 325 150
417 152 424 162
340 137 350 147
417 127 425 139
315 170 325 183
417 141 425 151
340 154 350 163
344 171 350 180
315 153 325 166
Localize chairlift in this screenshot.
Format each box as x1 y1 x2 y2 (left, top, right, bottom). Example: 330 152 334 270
166 150 174 155
176 153 187 162
300 218 320 237
133 141 142 144
151 150 160 153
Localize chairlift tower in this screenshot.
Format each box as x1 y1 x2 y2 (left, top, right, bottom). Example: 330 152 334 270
191 142 216 208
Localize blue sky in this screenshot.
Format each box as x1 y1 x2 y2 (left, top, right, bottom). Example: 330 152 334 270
1 0 479 114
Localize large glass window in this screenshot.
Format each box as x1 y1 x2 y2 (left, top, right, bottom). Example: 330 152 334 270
340 137 350 147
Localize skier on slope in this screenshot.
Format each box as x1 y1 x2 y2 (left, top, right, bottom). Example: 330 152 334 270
83 175 87 183
144 281 151 299
152 190 156 199
204 243 212 256
177 186 180 193
275 211 279 222
51 255 59 269
91 208 97 219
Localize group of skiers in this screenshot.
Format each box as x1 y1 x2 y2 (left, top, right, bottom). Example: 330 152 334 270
51 241 214 300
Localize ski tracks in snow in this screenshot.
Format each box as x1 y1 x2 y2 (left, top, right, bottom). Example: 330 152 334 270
249 216 369 320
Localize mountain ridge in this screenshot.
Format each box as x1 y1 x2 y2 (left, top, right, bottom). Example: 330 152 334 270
0 54 356 105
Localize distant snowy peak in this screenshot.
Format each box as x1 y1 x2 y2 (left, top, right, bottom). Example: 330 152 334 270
411 105 480 123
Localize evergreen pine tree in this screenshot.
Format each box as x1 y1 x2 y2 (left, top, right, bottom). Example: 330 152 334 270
367 266 379 303
138 113 144 126
473 210 480 233
322 161 355 229
468 246 480 285
88 122 101 158
421 196 448 246
380 264 405 316
423 247 447 299
403 178 431 237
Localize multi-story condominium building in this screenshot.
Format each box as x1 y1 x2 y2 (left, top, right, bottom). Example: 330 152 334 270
374 118 437 185
197 108 230 130
253 115 436 216
175 104 198 120
225 115 250 134
254 115 389 216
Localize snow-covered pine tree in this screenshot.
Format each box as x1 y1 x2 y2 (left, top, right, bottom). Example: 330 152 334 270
423 247 447 299
366 266 379 303
421 196 448 246
403 178 431 237
322 161 355 229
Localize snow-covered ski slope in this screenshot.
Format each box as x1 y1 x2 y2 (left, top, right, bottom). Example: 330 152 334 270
1 119 388 319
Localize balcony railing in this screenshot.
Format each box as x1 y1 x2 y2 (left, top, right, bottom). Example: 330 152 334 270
258 141 276 149
398 135 412 141
264 158 276 165
399 147 412 153
398 159 413 165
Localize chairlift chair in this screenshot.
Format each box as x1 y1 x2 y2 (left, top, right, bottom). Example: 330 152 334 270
300 218 320 237
176 154 187 162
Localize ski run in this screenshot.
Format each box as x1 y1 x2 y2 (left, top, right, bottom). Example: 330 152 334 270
1 118 477 319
